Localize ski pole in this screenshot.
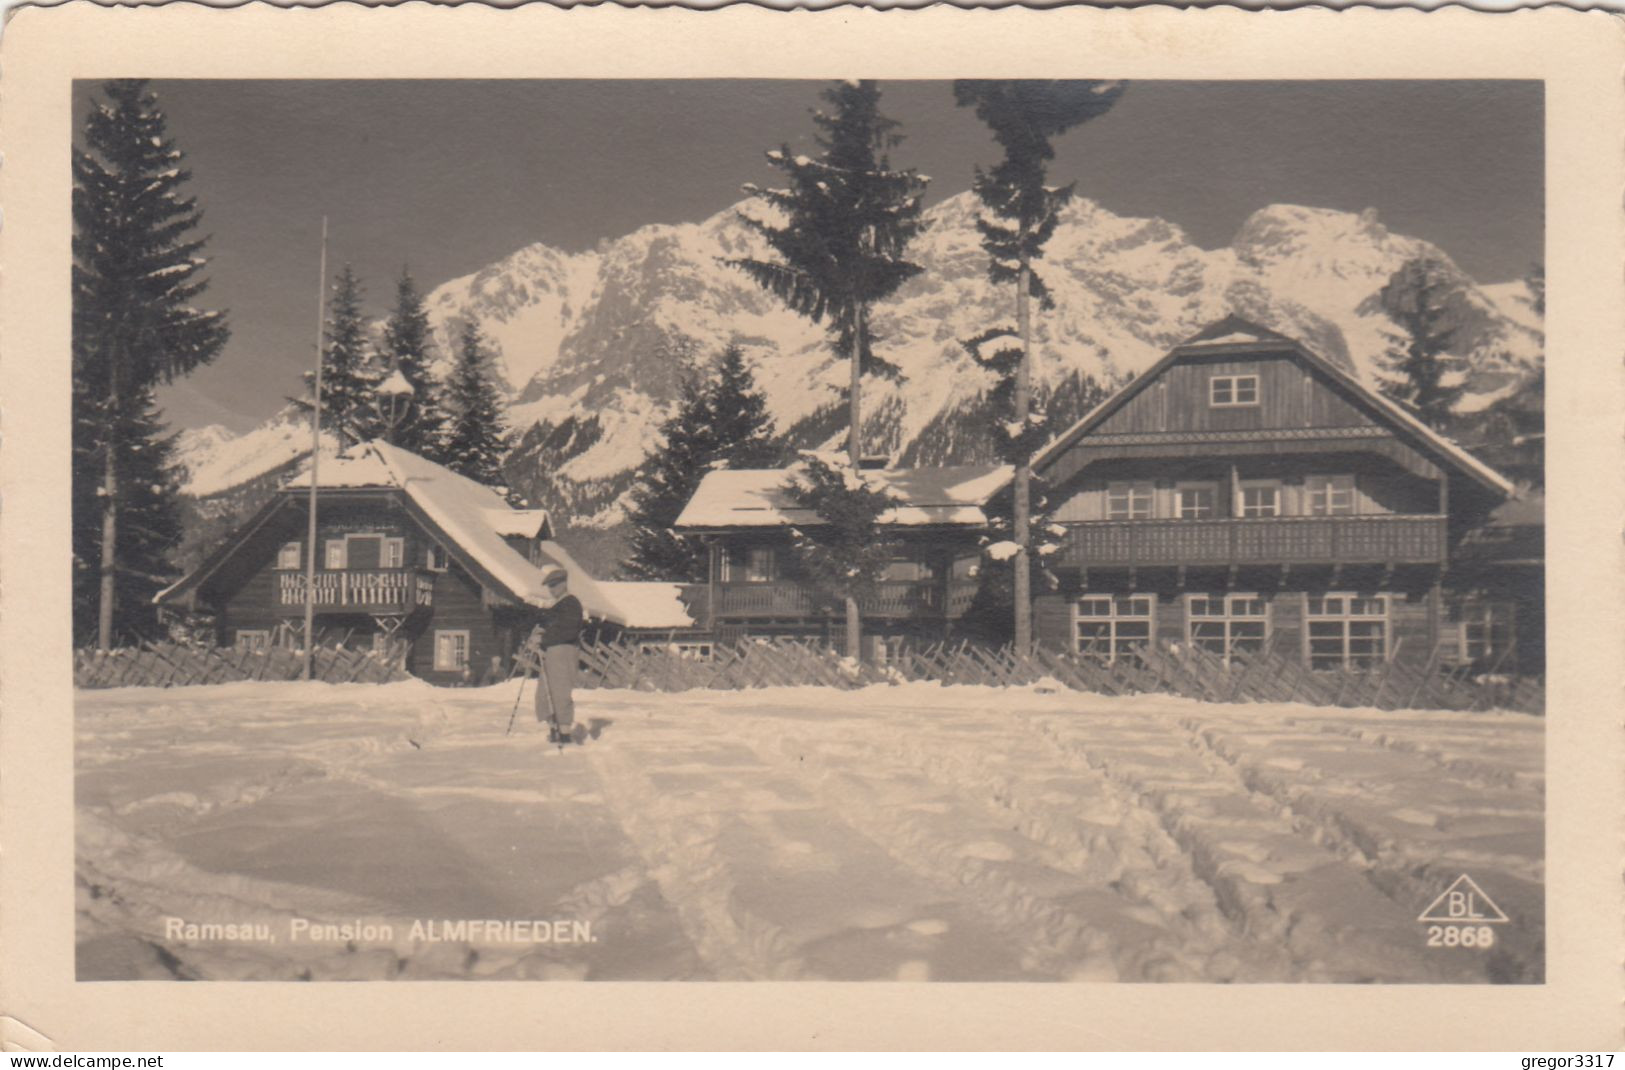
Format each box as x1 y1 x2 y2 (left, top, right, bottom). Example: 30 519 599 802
505 636 541 736
505 668 529 736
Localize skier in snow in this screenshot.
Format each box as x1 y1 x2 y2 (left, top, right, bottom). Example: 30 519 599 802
535 585 583 744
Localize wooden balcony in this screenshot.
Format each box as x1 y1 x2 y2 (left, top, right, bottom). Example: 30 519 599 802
1060 515 1447 569
277 569 435 612
715 579 982 620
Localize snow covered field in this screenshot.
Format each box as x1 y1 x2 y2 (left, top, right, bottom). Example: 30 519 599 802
76 680 1543 983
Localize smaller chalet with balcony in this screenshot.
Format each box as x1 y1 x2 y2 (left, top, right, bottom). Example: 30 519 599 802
155 441 630 684
1024 316 1533 674
673 463 1010 659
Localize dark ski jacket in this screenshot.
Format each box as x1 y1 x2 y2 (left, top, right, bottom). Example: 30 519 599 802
541 594 584 649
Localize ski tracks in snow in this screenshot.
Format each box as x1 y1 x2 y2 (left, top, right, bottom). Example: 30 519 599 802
1024 702 1541 982
582 739 808 980
75 682 1544 983
719 704 1272 981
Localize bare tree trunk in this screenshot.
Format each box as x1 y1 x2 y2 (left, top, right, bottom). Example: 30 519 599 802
1012 258 1033 657
848 308 864 470
97 356 120 652
846 303 865 662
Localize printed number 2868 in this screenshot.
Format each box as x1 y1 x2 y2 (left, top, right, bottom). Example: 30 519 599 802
1426 925 1495 948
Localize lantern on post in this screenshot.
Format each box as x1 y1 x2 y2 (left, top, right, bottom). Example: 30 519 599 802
375 366 415 446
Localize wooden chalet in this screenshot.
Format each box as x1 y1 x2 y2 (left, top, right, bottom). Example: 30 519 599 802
1024 316 1532 674
154 441 630 685
672 463 1011 659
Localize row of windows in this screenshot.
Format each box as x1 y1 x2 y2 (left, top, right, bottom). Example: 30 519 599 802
276 536 449 571
1101 474 1358 521
1071 592 1394 671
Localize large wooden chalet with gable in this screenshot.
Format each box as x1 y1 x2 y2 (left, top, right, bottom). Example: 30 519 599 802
672 464 1011 660
1024 317 1535 674
670 317 1539 677
155 441 637 684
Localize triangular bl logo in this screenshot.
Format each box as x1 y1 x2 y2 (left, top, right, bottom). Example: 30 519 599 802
1418 874 1509 924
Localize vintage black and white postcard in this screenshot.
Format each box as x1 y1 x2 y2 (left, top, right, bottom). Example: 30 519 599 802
1 3 1621 1052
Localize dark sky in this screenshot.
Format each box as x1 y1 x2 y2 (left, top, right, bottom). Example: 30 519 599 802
73 79 1543 433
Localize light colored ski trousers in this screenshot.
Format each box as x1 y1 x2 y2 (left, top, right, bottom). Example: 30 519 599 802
534 643 577 729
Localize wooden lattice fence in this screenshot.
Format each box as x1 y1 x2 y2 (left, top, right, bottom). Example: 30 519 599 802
567 634 1541 714
74 640 411 689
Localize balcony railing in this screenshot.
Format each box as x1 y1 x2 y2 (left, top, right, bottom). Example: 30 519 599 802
715 579 983 620
1060 515 1447 568
277 569 435 612
715 582 814 618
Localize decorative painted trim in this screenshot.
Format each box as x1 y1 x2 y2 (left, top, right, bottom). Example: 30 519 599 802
1080 426 1390 446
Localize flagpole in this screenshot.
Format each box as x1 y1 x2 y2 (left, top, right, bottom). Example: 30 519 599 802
303 217 328 681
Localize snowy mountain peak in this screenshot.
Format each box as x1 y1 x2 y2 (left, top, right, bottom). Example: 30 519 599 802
180 196 1542 538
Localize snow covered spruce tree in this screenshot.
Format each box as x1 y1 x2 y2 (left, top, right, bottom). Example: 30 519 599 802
953 79 1125 656
729 79 928 657
294 264 382 449
625 343 781 582
375 268 451 459
72 79 230 649
783 453 899 658
1463 263 1545 489
1376 257 1469 433
957 335 1113 645
708 343 783 470
442 319 512 488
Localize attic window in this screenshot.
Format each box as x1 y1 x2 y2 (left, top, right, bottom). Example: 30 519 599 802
276 542 302 570
1210 375 1259 407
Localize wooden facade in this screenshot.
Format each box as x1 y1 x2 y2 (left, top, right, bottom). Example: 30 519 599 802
666 322 1537 679
1026 318 1529 675
673 465 1003 658
153 443 625 686
695 532 984 655
161 490 543 685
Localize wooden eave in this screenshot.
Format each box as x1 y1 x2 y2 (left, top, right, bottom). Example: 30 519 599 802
1029 335 1512 500
157 484 541 612
153 493 293 607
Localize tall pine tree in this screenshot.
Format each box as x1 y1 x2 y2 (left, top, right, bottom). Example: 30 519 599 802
729 80 928 657
295 264 382 449
73 79 230 649
376 268 450 458
624 343 781 581
954 79 1126 655
442 319 512 487
1376 257 1468 432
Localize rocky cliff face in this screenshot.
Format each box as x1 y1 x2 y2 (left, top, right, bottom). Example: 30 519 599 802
179 191 1543 555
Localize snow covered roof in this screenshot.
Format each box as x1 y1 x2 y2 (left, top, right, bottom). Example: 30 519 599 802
532 539 626 625
160 442 602 617
1487 492 1544 528
1031 316 1515 498
593 582 697 630
674 464 1011 530
484 508 551 539
281 442 567 610
377 369 414 396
